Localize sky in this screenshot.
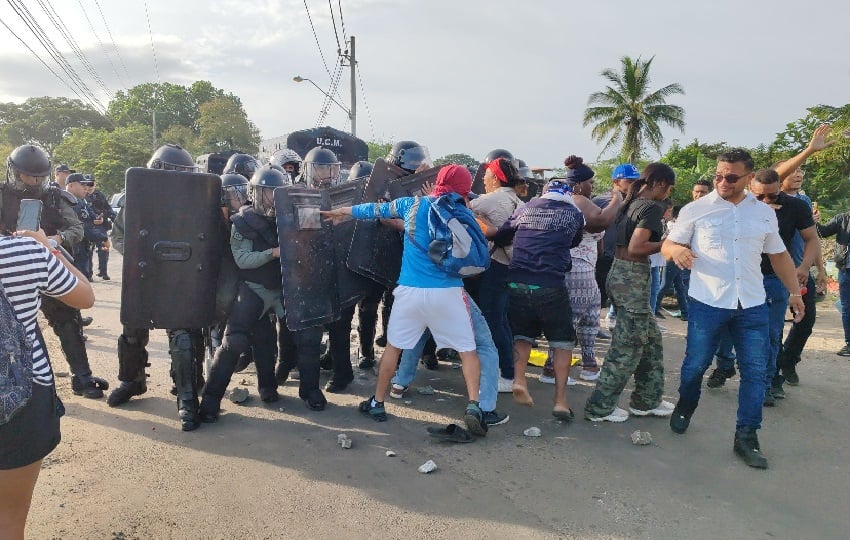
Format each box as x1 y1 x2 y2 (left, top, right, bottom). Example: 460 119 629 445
0 0 848 168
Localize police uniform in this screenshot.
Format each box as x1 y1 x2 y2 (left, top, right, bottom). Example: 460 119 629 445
71 192 107 279
86 189 116 278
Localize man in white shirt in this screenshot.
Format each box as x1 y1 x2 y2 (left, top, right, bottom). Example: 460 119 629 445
662 148 805 469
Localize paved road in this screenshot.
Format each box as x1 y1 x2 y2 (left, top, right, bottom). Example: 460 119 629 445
27 253 850 539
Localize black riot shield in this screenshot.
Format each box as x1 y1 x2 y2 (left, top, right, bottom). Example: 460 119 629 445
275 185 336 330
471 163 487 196
387 165 442 199
121 168 223 329
346 158 407 287
326 179 372 309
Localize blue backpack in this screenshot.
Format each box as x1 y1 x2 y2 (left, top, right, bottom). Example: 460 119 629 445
407 193 490 278
0 279 33 425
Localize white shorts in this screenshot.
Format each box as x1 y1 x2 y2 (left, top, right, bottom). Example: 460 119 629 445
386 285 476 352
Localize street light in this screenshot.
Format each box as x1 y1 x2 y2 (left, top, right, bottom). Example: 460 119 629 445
293 75 355 135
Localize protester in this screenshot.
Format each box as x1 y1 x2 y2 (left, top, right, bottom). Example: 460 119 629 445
662 149 804 469
0 230 94 540
584 163 676 423
816 211 850 356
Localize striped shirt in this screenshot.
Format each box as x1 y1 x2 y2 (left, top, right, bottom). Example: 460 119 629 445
0 236 78 386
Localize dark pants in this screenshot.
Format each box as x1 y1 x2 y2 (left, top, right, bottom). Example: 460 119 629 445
73 241 93 279
595 254 614 308
778 275 816 369
356 282 383 359
326 305 355 383
40 295 92 380
656 259 689 317
474 260 514 379
97 244 109 276
203 283 278 403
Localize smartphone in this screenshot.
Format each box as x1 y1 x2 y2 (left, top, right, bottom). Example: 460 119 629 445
16 199 43 231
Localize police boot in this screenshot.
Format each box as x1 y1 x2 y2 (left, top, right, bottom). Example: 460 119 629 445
107 336 148 407
733 427 768 469
169 332 201 432
52 318 107 399
294 328 326 410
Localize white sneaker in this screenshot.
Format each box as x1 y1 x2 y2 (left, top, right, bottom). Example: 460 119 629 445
389 383 408 399
497 377 514 393
629 400 675 417
587 407 630 422
567 376 577 386
580 369 600 381
539 374 555 384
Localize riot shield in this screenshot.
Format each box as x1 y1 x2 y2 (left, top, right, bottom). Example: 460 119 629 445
326 179 372 309
471 163 487 196
346 158 406 287
275 185 336 330
121 168 223 329
522 178 546 202
387 165 442 199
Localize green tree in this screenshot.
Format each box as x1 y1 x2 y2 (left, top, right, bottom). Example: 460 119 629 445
434 153 478 168
367 141 392 162
54 123 151 196
197 97 260 154
0 97 110 155
583 56 685 163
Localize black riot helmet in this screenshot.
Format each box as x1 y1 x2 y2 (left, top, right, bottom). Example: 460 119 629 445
516 158 534 179
249 166 287 218
302 147 341 189
221 173 250 214
224 153 260 180
147 144 196 171
483 148 516 166
347 160 373 181
6 144 52 194
270 149 303 178
388 140 431 173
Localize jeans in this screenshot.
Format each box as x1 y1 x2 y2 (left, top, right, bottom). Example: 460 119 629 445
715 328 736 372
763 274 788 384
677 298 769 430
649 266 662 314
475 261 514 379
840 269 850 344
393 297 498 412
656 260 689 318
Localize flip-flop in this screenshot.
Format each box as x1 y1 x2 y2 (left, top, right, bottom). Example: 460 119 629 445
552 409 575 423
427 423 474 443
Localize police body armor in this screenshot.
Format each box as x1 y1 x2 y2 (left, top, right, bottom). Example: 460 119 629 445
275 179 369 331
120 167 223 329
345 158 407 287
231 206 282 289
0 185 72 237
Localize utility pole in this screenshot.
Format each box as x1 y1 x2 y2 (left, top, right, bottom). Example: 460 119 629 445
349 36 357 138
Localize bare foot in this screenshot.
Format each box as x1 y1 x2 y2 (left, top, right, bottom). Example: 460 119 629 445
512 385 534 407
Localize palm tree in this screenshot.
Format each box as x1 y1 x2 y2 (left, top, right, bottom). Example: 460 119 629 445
583 56 685 164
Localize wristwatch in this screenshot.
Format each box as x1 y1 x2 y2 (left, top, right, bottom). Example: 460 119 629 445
58 231 66 244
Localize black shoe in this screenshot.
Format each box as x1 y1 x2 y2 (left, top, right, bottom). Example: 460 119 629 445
837 344 850 357
234 351 254 373
781 366 799 386
301 389 327 411
421 354 439 370
80 316 93 327
357 356 375 370
102 274 110 280
375 334 387 347
71 375 105 399
324 376 353 393
483 410 510 426
669 404 693 434
734 428 768 469
655 311 666 320
680 314 688 322
359 396 387 421
771 374 786 399
178 398 201 432
198 398 220 423
319 350 333 371
464 402 488 436
706 367 736 388
763 390 776 407
107 380 146 407
260 388 281 403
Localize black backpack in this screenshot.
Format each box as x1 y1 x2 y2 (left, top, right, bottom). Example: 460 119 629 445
0 278 34 425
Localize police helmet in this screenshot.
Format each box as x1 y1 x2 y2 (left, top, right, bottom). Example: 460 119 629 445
147 144 196 171
270 149 303 177
221 173 250 213
302 147 341 189
224 153 260 180
6 144 52 194
347 160 374 181
249 166 287 217
483 148 517 166
388 140 431 173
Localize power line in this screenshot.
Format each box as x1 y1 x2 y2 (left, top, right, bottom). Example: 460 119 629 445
337 0 348 45
356 64 375 140
36 0 112 99
142 0 160 83
303 0 333 80
0 14 101 109
92 0 131 86
5 0 106 113
316 57 344 127
327 0 341 53
77 0 128 91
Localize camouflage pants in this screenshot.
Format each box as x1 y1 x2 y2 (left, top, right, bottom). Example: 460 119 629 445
584 258 665 418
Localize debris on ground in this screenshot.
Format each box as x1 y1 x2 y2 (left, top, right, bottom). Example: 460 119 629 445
523 427 542 437
418 460 437 473
631 430 652 445
385 450 396 457
228 387 249 403
337 434 352 449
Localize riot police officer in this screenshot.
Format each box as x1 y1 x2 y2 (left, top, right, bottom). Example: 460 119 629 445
0 145 109 398
65 173 107 279
84 176 116 279
199 166 286 421
270 149 303 181
108 144 208 432
224 153 260 181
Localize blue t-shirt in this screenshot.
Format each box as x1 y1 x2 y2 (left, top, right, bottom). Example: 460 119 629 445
351 197 465 289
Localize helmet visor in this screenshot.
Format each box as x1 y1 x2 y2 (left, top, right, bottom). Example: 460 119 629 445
397 146 432 172
253 186 277 217
306 163 341 188
222 184 249 211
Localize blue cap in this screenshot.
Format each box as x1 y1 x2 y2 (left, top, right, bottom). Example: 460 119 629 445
612 163 641 180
